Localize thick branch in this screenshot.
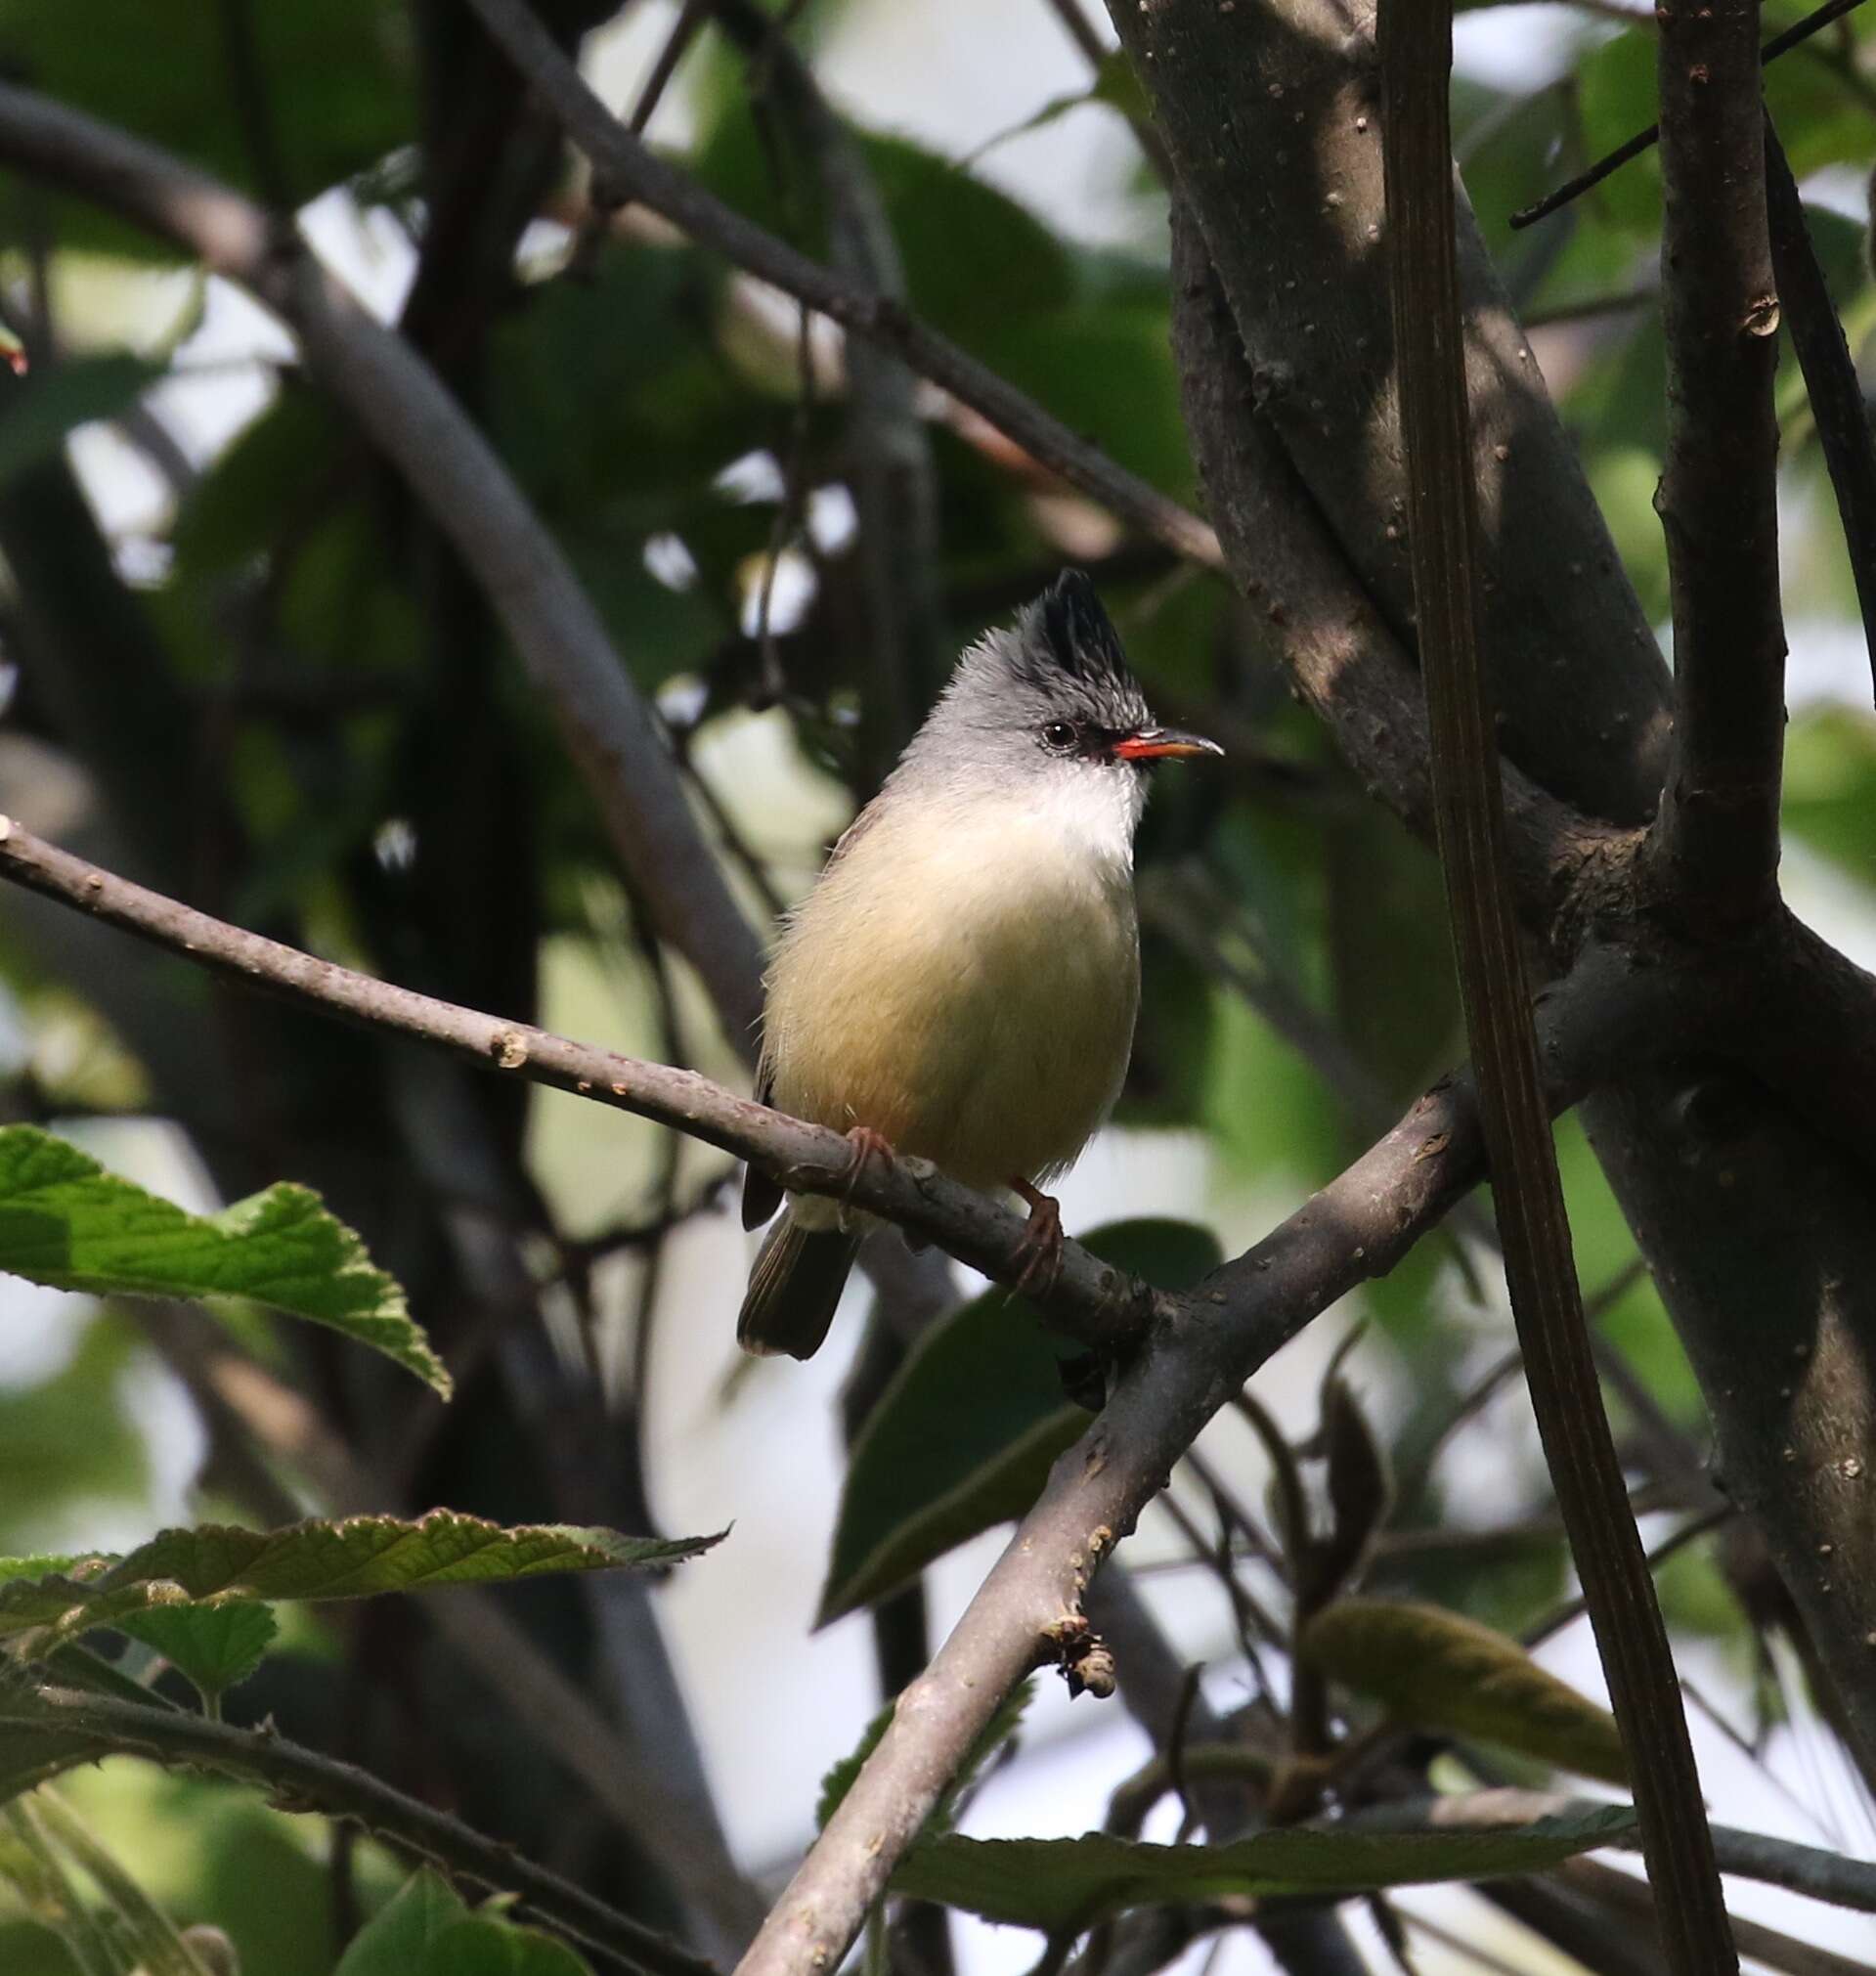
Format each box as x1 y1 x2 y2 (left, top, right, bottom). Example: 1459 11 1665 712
3 1685 719 1976
732 945 1676 1976
0 818 1145 1347
0 79 766 1047
458 0 1220 570
1166 205 1634 950
1379 6 1733 1969
1648 0 1788 930
1105 0 1674 826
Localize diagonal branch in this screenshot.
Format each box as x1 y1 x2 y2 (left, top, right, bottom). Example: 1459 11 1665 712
0 816 1145 1348
730 942 1675 1976
458 0 1221 570
1378 6 1734 1968
3 1684 720 1976
0 78 767 1048
1647 0 1788 934
0 829 1693 1976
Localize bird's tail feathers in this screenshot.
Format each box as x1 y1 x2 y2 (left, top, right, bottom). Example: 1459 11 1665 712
737 1212 860 1361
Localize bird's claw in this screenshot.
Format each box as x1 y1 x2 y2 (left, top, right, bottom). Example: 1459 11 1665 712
1011 1178 1065 1297
841 1124 896 1216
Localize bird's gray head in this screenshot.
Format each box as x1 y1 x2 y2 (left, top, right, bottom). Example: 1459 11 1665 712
895 572 1222 844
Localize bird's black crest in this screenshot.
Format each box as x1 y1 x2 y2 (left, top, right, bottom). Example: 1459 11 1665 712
1033 569 1135 694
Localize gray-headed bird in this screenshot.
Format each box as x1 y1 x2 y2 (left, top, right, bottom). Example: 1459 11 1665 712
738 570 1222 1359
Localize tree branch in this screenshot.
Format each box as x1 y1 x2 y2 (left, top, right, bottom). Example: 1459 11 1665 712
731 944 1676 1976
1764 116 1876 707
1647 0 1787 933
2 1685 720 1976
0 78 766 1048
1378 10 1733 1967
1105 0 1675 828
0 820 1722 1976
1344 1792 1876 1918
457 0 1221 570
1165 206 1635 947
0 817 1144 1348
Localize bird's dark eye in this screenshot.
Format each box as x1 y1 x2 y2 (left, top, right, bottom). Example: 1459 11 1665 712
1040 721 1077 752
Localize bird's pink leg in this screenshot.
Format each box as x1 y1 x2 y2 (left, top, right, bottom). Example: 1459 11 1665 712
1010 1177 1065 1295
841 1124 896 1212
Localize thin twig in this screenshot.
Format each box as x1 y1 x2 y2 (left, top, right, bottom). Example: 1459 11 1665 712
1509 0 1871 229
1343 1790 1876 1917
1522 1502 1737 1648
458 0 1221 569
0 816 1147 1350
0 78 768 1049
4 1686 720 1976
1378 7 1735 1969
1765 117 1876 709
731 945 1673 1976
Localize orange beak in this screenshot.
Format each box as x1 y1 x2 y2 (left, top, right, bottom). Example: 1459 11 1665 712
1112 726 1225 763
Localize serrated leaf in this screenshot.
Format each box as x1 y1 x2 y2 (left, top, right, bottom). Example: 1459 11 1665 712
890 1804 1639 1929
113 1604 277 1705
0 1513 721 1647
817 1681 1033 1835
818 1221 1221 1625
1300 1598 1630 1785
0 1126 449 1395
815 1700 893 1832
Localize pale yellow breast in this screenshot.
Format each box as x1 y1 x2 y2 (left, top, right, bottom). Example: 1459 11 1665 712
763 799 1139 1193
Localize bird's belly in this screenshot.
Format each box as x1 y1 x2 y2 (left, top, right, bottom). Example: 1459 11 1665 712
765 824 1139 1191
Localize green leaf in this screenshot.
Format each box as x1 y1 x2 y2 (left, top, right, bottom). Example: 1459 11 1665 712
817 1681 1033 1834
335 1875 592 1976
0 358 165 490
890 1804 1639 1929
0 1513 722 1647
818 1221 1221 1625
964 51 1150 165
1300 1598 1630 1785
420 1914 592 1976
0 1125 449 1396
815 1700 893 1832
111 1606 277 1707
0 0 414 257
334 1870 466 1976
1785 707 1876 886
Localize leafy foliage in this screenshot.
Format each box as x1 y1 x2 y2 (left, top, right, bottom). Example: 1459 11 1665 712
110 1606 277 1711
333 1871 590 1976
0 1515 720 1647
890 1803 1641 1928
1301 1598 1630 1785
816 1680 1033 1834
0 1128 449 1395
820 1221 1221 1623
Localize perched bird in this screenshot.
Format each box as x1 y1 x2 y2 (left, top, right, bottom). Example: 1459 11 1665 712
738 570 1222 1359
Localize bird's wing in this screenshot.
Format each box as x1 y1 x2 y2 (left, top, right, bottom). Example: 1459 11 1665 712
741 800 882 1234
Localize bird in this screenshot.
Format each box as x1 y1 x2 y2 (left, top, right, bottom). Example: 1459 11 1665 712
737 569 1223 1360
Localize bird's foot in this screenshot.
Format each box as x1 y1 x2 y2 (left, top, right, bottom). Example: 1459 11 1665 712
840 1124 896 1217
1011 1177 1065 1297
